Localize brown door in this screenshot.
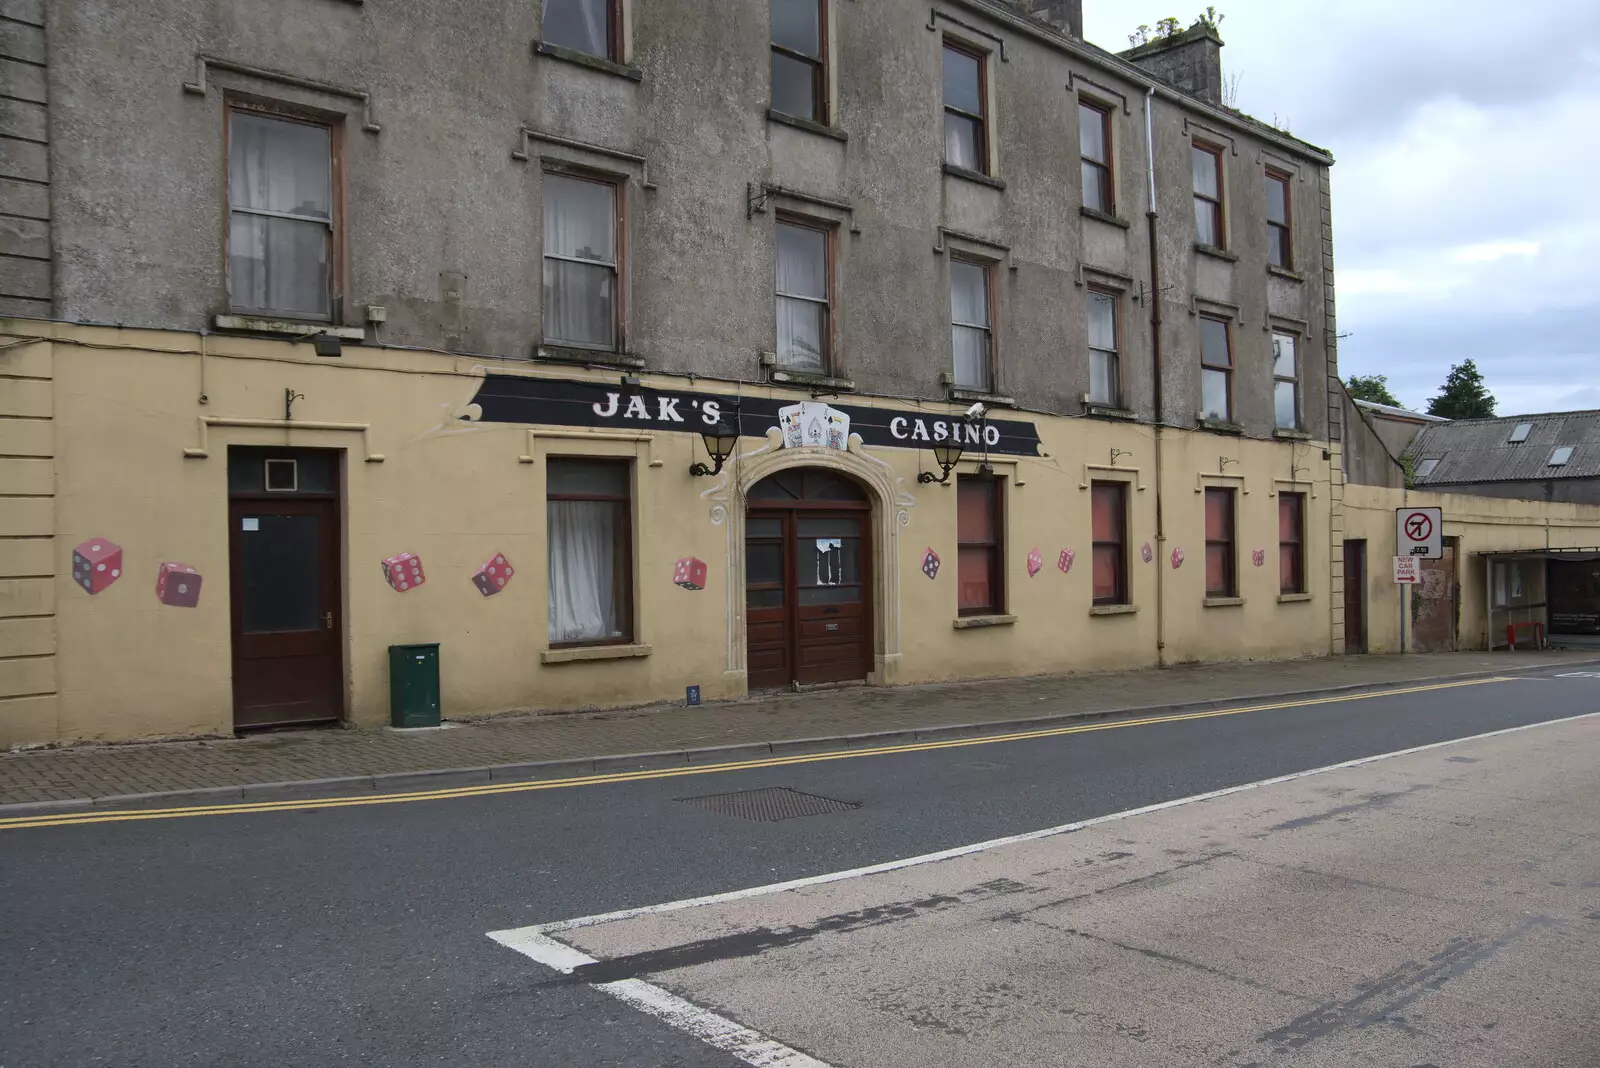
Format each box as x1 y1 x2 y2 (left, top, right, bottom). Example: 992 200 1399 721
746 469 873 690
1413 538 1458 652
1343 539 1366 653
228 448 343 730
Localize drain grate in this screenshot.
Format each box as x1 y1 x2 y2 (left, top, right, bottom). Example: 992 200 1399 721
675 786 861 822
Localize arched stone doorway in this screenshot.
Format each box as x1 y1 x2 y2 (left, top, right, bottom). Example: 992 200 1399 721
745 467 874 690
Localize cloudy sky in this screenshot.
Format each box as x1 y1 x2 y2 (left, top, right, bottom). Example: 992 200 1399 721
1084 1 1600 416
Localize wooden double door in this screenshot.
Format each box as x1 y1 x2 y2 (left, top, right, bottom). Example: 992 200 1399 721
746 469 873 691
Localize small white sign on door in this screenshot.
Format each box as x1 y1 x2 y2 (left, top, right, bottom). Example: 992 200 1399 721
241 517 260 531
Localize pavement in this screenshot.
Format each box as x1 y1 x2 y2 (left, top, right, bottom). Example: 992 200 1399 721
5 667 1597 1067
3 649 1595 809
534 710 1600 1067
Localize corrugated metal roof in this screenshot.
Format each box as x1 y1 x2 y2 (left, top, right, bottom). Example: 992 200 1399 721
1405 410 1600 483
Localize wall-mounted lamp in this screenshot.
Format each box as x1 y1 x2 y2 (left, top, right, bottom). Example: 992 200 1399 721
312 332 342 358
690 421 740 477
918 440 964 484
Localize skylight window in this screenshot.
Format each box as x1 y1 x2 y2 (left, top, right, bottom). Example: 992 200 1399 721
1507 423 1532 443
1549 446 1574 467
1414 458 1440 477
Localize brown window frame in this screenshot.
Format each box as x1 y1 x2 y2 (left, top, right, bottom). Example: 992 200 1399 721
1192 141 1225 249
546 457 635 648
1086 285 1122 408
949 253 997 394
1265 168 1292 269
1204 486 1237 598
1279 491 1306 595
956 474 1005 617
1091 480 1129 606
224 97 345 324
541 0 622 62
1199 313 1233 422
773 213 835 375
1079 99 1114 214
942 39 989 176
541 166 627 353
770 0 829 125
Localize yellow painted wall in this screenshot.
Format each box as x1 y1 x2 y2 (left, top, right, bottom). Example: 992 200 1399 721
1341 484 1600 654
18 320 1593 746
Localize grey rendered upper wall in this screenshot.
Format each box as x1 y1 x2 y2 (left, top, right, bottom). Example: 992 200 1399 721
44 0 1333 439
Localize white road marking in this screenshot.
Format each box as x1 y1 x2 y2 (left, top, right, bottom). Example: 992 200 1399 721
488 928 834 1068
487 710 1600 1067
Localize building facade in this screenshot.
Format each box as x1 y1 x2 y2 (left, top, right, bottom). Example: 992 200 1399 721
1 0 1593 746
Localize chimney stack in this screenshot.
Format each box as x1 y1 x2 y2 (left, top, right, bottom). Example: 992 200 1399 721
1023 0 1083 38
1119 23 1225 106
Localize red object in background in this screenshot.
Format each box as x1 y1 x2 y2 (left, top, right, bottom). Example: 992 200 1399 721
382 553 426 592
1171 547 1185 569
1506 621 1546 651
72 538 123 595
1058 548 1075 574
1027 548 1043 578
472 552 515 597
673 556 708 590
155 561 203 607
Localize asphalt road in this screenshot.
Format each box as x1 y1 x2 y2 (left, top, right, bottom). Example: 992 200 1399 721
3 669 1597 1067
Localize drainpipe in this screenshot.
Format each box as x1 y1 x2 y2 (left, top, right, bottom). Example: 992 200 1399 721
1144 84 1167 666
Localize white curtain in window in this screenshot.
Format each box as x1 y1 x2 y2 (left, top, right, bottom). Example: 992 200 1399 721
543 174 617 347
950 260 990 390
228 113 331 317
776 223 827 372
547 501 620 642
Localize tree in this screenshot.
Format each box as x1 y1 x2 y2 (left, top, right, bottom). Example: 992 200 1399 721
1345 374 1400 407
1425 359 1496 419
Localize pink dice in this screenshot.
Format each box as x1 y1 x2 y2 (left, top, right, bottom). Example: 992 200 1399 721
1027 548 1044 578
673 556 708 591
1058 548 1076 574
72 538 123 595
472 552 515 597
382 553 426 592
155 562 203 607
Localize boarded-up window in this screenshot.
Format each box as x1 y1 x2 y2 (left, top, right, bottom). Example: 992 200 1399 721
957 475 1002 615
1279 492 1305 594
1091 481 1127 605
1204 487 1236 598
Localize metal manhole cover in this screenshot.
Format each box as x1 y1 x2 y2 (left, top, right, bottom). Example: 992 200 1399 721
675 786 861 822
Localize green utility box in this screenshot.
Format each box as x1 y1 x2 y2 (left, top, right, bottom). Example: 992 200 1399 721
388 643 441 728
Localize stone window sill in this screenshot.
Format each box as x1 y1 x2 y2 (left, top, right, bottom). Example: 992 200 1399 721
948 387 1015 407
770 369 855 391
953 614 1017 630
1194 242 1239 263
1199 417 1244 435
1090 603 1137 616
214 314 364 341
1273 427 1312 441
541 643 652 664
767 109 847 142
1085 403 1137 421
1080 206 1131 229
1202 596 1245 608
1277 592 1314 603
942 163 1006 191
537 344 646 368
1268 264 1304 283
532 40 643 82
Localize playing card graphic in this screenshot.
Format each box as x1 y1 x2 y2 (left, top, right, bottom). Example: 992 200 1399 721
778 403 806 449
777 402 850 450
824 407 851 450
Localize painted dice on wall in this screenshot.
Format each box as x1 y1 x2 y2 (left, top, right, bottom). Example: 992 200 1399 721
472 552 515 597
1252 549 1267 568
1171 547 1186 569
382 553 426 592
1027 548 1043 578
155 562 203 607
1058 548 1076 574
673 556 708 591
72 538 123 595
1141 542 1154 564
921 548 941 580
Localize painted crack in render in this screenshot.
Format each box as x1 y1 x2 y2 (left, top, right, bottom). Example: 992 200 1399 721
1257 915 1559 1052
552 878 1043 986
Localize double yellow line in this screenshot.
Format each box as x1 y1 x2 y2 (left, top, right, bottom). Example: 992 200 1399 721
0 677 1513 831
